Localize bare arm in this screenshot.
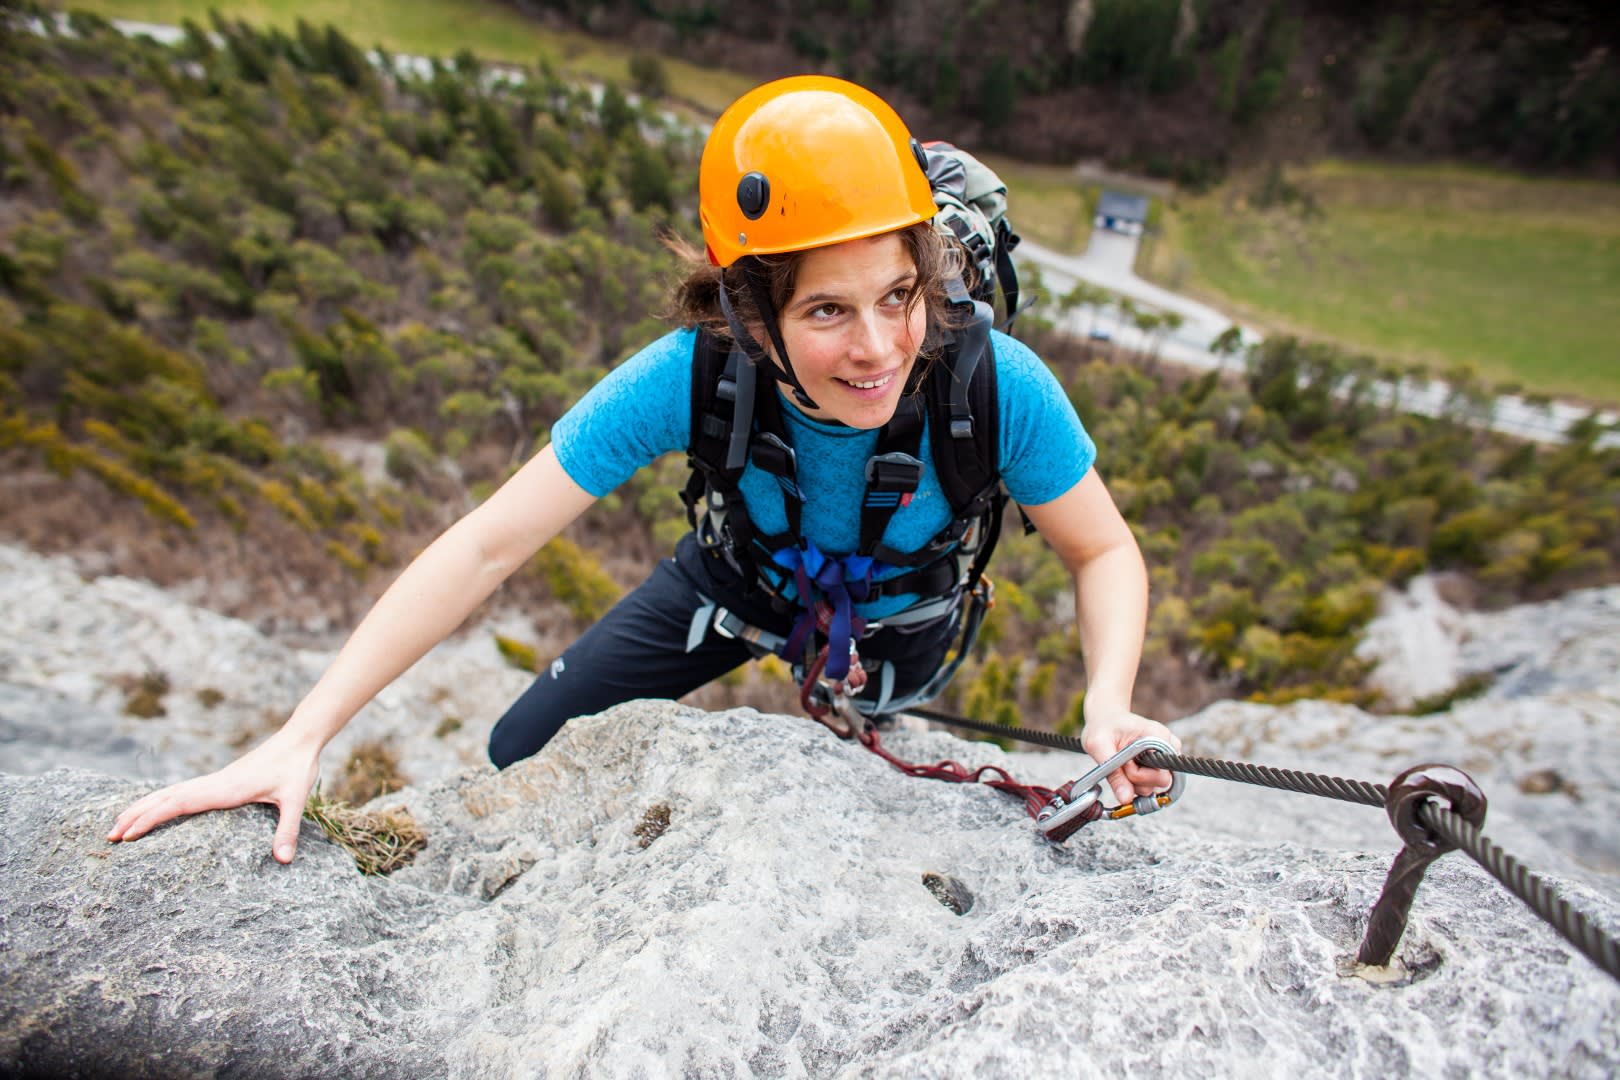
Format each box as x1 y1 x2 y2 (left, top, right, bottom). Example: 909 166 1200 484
108 444 597 860
1022 468 1180 803
280 445 597 752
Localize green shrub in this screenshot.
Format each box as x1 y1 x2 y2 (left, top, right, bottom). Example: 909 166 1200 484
20 122 98 223
383 428 438 485
494 633 539 672
1055 692 1086 738
57 441 197 529
627 54 669 99
530 537 621 625
258 478 319 531
325 538 368 576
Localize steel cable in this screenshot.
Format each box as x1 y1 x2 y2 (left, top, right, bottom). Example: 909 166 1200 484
904 707 1090 753
904 709 1387 805
1136 750 1388 807
1418 803 1620 981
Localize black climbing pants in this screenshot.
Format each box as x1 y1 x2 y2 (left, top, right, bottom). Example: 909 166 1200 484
487 532 961 769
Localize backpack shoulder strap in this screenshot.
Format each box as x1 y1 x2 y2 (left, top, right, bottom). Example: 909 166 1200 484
924 285 1001 516
684 328 757 552
992 217 1021 331
687 328 756 477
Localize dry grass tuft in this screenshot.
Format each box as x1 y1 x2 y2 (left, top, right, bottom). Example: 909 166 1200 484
303 786 426 875
121 670 171 718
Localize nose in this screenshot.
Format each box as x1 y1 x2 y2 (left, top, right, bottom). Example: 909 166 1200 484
848 310 885 363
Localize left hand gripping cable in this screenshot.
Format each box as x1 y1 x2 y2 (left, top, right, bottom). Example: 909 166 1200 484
1036 737 1186 842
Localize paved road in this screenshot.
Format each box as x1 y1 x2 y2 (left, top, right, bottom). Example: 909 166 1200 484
1016 232 1257 373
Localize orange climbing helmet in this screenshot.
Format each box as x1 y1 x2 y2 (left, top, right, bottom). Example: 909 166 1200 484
699 75 937 267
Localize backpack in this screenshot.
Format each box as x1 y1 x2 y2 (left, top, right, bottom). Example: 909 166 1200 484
680 143 1024 708
918 141 1022 328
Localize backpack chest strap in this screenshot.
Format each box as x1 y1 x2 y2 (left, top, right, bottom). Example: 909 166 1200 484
748 376 929 566
685 327 1002 627
858 392 926 554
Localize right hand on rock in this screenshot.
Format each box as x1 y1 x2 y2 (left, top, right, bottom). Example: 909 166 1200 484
106 732 321 864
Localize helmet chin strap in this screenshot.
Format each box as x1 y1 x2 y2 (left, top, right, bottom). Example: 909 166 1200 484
718 260 820 412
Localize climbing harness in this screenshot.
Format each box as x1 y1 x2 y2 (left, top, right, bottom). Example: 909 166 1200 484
812 698 1620 985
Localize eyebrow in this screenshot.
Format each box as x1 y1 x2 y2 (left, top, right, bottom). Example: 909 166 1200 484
792 270 917 311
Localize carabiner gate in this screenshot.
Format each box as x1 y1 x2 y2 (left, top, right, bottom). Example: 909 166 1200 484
1036 736 1184 843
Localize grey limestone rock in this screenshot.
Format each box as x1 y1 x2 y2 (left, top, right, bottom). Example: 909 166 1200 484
0 543 530 788
3 699 1618 1078
1358 576 1620 708
3 543 1620 1076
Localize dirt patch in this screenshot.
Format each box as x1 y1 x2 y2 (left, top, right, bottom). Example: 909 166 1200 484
329 740 408 806
633 802 672 848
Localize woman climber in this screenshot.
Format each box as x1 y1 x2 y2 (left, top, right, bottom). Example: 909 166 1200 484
108 75 1179 862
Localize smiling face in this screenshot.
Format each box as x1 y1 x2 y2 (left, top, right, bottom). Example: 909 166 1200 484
771 232 927 428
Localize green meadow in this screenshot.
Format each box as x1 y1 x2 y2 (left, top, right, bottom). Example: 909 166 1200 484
56 0 755 114
1138 161 1620 404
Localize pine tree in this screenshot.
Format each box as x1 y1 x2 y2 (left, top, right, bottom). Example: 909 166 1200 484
977 55 1018 139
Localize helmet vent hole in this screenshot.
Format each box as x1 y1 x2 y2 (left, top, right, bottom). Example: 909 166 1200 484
737 172 770 220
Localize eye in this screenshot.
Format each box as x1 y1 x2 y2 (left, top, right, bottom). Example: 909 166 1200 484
809 303 841 320
883 285 913 307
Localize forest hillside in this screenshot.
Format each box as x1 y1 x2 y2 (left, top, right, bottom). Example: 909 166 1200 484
509 0 1620 182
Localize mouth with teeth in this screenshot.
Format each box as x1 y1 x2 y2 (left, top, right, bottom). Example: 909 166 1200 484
836 372 896 391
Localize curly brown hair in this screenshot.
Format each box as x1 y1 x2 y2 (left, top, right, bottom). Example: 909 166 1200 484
663 222 966 357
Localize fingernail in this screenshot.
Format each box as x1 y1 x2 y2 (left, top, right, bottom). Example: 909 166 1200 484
276 845 292 862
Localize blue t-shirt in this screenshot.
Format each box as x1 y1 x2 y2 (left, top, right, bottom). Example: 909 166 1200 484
551 327 1096 617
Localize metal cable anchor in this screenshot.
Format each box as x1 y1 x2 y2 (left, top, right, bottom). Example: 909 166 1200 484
1355 763 1487 970
1036 737 1186 842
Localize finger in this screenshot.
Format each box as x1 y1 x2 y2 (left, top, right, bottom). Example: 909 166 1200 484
273 799 303 864
111 783 191 836
1081 741 1129 806
111 777 211 840
109 793 163 840
117 787 224 840
1081 738 1132 806
1108 770 1135 806
115 800 182 842
114 778 245 841
1123 760 1173 793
